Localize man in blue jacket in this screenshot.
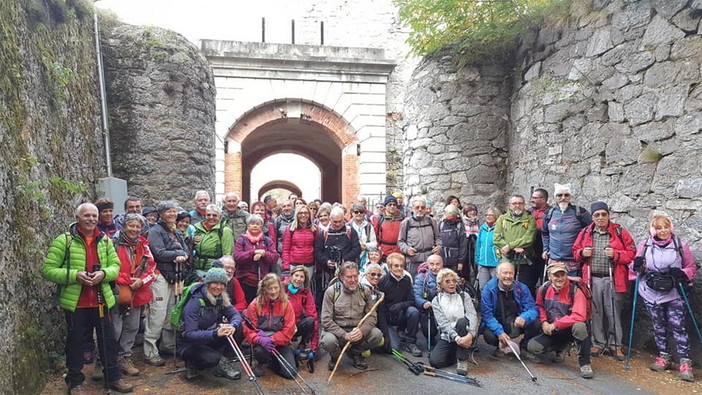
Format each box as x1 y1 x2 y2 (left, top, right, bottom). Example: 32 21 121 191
481 261 540 356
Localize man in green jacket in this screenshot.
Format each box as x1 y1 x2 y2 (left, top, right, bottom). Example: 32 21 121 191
493 194 538 295
41 203 134 394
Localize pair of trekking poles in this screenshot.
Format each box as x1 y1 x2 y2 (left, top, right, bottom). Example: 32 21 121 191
390 349 482 387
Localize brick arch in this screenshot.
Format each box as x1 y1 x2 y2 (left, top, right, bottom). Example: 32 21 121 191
257 180 302 201
224 99 359 207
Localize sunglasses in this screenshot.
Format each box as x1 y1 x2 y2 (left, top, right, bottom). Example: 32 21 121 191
556 193 571 198
352 210 364 214
593 212 608 218
368 273 382 278
205 214 219 218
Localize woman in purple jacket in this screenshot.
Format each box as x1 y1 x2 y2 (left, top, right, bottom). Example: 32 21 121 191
234 214 279 303
631 215 697 382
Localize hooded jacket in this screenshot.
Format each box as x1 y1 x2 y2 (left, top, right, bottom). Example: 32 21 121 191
480 277 538 336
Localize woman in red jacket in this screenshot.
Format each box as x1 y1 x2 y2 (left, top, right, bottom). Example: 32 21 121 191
111 213 156 376
234 215 279 304
284 266 319 359
244 273 297 378
282 204 317 277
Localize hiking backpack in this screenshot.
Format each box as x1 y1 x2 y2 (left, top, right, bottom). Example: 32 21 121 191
539 280 593 321
169 282 205 330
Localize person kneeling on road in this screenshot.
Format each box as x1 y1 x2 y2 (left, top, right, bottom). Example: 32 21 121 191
178 268 242 381
528 263 593 379
429 268 478 376
379 253 422 357
321 262 383 371
480 261 540 357
243 273 297 378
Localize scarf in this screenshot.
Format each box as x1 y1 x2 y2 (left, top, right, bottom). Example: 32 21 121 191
287 283 301 294
246 231 263 245
116 232 144 274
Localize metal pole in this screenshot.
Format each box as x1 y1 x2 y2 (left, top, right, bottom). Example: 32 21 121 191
291 20 295 44
262 18 265 42
320 21 324 45
93 10 112 177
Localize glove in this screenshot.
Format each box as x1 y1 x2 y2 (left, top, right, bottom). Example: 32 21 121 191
257 329 267 338
633 256 646 274
258 335 275 352
669 267 688 284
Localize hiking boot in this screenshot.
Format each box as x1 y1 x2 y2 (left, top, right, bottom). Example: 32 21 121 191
456 359 468 376
612 348 625 361
252 361 265 377
144 355 165 367
185 365 200 380
91 360 103 381
327 356 338 372
679 358 694 382
119 357 140 376
580 364 594 379
650 352 671 372
108 379 135 393
405 343 422 357
552 351 565 363
351 355 368 370
590 346 603 357
493 348 506 358
68 384 88 395
520 349 539 363
213 360 241 380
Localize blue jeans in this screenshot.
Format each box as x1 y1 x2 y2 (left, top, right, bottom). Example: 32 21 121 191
387 306 420 349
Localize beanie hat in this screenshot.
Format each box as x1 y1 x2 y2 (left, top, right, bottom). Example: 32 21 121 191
96 201 114 212
590 201 609 214
384 195 398 205
204 268 229 285
176 211 191 222
392 192 403 198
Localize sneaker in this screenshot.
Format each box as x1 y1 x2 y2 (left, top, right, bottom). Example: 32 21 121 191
552 351 565 363
590 346 603 357
119 357 140 376
405 343 422 357
679 358 695 382
580 364 594 379
612 348 626 361
456 359 468 376
650 352 671 372
213 360 242 380
185 365 200 380
351 355 368 370
144 355 166 367
108 379 135 393
91 360 103 381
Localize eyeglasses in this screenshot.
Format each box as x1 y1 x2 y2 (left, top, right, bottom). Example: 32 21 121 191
352 211 364 214
556 193 571 198
444 278 458 284
510 202 525 206
593 212 608 218
368 273 382 278
205 214 219 218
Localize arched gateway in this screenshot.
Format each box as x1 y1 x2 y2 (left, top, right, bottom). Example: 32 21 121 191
202 40 395 208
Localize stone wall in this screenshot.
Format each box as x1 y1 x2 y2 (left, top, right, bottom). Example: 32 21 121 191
102 24 216 208
402 51 512 209
0 1 104 393
403 0 702 360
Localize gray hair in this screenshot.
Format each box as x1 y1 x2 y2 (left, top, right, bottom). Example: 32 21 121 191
224 192 240 200
339 261 359 277
75 203 98 217
443 204 460 217
364 262 382 274
157 200 179 213
436 268 458 287
330 207 345 218
496 261 515 274
205 204 221 216
122 213 146 227
247 214 264 225
220 255 235 267
486 207 501 216
351 203 365 213
194 190 210 200
411 196 426 206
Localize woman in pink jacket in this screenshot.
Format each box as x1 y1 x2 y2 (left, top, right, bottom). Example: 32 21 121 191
284 266 319 359
282 205 317 277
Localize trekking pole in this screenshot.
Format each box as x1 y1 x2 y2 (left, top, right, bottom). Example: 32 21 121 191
608 257 621 358
392 350 481 387
169 260 186 373
391 348 423 375
505 339 537 382
327 292 385 384
225 334 265 395
271 348 316 394
427 311 432 352
625 273 640 370
93 264 111 393
678 283 702 343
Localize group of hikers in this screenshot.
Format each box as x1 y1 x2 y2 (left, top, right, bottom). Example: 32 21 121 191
41 184 699 394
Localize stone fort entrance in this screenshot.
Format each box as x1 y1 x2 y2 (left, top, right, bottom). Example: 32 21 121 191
202 40 395 207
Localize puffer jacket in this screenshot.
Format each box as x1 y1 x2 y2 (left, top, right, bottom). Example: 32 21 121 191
285 285 319 351
192 221 234 271
475 222 499 267
244 296 296 347
178 283 242 355
41 223 120 311
282 226 317 270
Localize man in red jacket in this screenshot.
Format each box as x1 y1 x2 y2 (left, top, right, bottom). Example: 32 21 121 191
572 201 635 360
527 262 593 379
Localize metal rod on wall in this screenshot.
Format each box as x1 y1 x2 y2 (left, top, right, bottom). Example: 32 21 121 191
262 17 266 42
320 21 324 45
291 19 295 44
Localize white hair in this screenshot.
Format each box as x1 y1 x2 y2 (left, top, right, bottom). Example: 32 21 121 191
75 203 98 217
410 196 426 206
330 207 345 218
194 190 210 200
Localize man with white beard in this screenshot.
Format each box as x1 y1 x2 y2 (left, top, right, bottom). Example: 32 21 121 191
540 184 592 279
493 195 538 295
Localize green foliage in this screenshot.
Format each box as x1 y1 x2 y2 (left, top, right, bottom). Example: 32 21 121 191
396 0 573 62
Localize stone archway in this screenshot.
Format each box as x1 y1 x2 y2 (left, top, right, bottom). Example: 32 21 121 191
224 99 359 207
257 180 302 201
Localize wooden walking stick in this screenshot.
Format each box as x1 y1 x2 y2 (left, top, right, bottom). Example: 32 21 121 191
327 291 384 384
